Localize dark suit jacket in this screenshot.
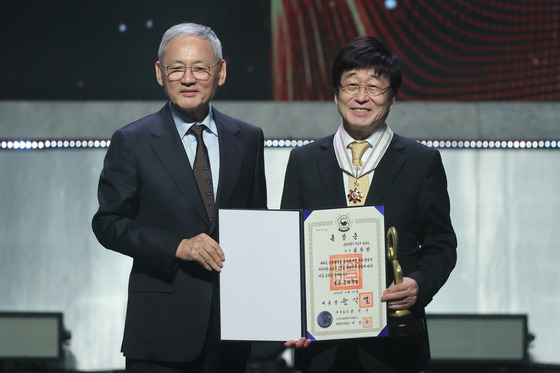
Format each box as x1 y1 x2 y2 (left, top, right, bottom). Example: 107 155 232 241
92 103 267 362
281 133 457 372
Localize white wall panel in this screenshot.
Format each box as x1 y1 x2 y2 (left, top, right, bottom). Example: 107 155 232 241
1 101 559 369
427 149 560 364
0 150 129 370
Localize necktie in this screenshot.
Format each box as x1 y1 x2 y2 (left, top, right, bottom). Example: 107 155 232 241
347 141 372 206
190 124 215 220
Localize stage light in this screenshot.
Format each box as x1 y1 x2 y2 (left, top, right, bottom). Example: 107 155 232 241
385 0 397 10
0 139 559 150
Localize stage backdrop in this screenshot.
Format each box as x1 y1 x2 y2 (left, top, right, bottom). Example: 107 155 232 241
1 100 560 371
1 0 559 101
1 0 560 370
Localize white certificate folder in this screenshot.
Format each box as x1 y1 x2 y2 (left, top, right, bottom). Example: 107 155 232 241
219 206 388 342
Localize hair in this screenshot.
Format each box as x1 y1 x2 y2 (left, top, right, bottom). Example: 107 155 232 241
331 36 402 100
157 23 223 64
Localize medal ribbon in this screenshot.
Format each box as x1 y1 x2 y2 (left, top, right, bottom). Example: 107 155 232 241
334 124 394 180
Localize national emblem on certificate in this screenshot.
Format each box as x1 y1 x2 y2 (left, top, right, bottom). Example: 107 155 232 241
303 206 387 340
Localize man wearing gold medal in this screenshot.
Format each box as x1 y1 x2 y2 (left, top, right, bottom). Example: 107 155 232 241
281 36 457 373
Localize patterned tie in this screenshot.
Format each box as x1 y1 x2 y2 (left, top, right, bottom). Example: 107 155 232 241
347 141 372 206
190 124 215 220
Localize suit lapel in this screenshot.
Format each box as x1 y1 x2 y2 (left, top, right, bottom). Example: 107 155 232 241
213 108 243 209
318 137 348 207
149 104 210 225
367 135 406 205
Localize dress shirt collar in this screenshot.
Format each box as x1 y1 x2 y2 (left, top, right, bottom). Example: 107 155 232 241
169 102 218 138
334 123 393 178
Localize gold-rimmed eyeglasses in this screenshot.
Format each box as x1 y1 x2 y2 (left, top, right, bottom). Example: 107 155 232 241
340 83 391 97
163 62 220 81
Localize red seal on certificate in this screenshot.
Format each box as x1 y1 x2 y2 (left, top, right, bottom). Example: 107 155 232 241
329 254 363 291
359 292 374 308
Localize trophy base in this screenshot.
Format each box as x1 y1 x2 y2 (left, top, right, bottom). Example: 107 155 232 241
388 312 424 337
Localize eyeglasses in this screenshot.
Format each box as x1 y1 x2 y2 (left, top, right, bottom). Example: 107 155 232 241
163 62 220 81
340 83 391 97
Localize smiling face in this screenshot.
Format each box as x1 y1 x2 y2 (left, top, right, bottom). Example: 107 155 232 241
155 36 226 122
335 68 395 140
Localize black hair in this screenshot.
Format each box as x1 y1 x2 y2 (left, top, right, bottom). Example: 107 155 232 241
331 36 402 99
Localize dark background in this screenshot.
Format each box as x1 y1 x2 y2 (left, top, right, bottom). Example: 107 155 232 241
1 0 559 101
0 0 270 100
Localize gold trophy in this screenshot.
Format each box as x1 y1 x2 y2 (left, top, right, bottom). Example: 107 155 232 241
386 227 424 336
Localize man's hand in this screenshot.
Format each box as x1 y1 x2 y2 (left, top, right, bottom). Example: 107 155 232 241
381 277 418 310
284 337 312 349
176 233 225 271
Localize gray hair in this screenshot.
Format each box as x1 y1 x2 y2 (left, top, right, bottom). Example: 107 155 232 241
158 23 223 64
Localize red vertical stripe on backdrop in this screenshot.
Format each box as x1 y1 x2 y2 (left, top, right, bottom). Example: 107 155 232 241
272 0 560 100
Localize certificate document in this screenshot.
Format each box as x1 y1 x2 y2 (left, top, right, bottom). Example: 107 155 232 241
303 206 387 341
219 206 387 342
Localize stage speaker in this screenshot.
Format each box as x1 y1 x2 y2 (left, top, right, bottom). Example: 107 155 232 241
0 312 66 361
427 314 529 364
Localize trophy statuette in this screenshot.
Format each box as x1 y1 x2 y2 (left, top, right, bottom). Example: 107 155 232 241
386 227 424 336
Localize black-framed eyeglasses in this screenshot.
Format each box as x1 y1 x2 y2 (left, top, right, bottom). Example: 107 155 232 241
340 83 391 97
163 62 220 81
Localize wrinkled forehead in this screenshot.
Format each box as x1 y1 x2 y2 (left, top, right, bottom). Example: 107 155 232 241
162 36 215 61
